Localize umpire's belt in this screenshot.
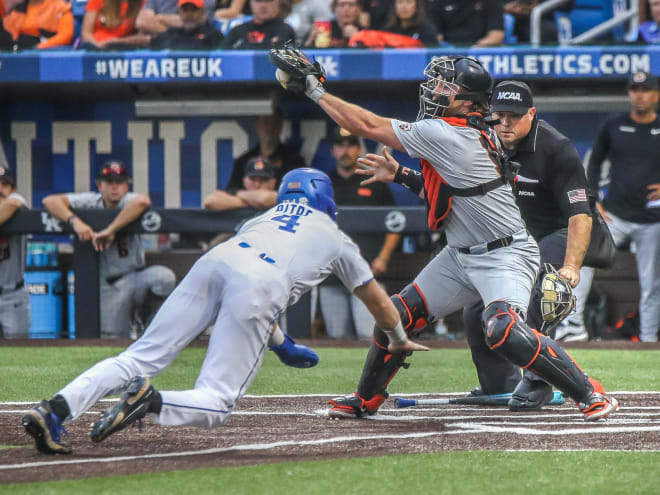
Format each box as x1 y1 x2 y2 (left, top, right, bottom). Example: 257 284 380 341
106 266 146 285
457 235 514 255
0 279 24 294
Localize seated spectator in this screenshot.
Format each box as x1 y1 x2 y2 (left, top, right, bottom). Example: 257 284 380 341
80 0 150 50
359 0 391 30
285 0 332 44
150 0 223 49
504 0 575 43
227 111 306 190
204 157 278 212
136 0 216 36
382 0 439 45
1 0 73 50
222 0 294 49
639 0 660 43
430 0 504 47
304 0 361 47
214 0 251 22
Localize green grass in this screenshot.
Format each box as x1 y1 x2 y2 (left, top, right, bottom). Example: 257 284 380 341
5 451 660 494
2 346 658 401
2 345 660 494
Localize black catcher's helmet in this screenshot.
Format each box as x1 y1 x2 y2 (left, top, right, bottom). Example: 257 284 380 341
417 56 493 120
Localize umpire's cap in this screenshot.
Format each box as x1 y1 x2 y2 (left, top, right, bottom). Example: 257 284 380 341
0 165 16 186
97 160 131 183
490 81 534 115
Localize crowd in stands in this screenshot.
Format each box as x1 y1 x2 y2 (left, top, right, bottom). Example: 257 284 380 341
0 0 659 51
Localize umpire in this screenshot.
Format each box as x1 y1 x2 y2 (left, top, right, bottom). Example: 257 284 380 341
463 81 593 410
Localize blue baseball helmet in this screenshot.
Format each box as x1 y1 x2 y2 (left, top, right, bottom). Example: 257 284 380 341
277 168 337 221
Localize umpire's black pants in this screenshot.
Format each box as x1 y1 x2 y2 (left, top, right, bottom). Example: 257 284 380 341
463 228 568 394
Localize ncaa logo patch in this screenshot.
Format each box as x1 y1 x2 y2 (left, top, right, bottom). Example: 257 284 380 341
398 123 412 132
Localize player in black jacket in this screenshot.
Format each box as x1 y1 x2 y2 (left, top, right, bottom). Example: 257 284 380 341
586 71 660 343
463 81 594 410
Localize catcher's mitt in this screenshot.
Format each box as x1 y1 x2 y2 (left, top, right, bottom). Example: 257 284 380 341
269 45 326 94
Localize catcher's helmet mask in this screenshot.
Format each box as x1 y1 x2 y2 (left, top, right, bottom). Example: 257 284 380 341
277 168 338 221
539 263 577 334
417 56 493 120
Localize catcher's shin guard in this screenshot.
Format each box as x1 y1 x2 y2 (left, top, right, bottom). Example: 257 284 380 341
356 284 429 400
482 301 591 402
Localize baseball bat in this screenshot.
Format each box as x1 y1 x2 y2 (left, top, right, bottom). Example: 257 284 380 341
394 391 565 408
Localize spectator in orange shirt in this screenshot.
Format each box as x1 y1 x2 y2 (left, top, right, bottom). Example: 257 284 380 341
80 0 150 50
1 0 73 50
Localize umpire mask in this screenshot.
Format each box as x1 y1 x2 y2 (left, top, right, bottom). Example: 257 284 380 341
539 264 576 335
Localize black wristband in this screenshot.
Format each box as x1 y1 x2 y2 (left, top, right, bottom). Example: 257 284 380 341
393 166 424 195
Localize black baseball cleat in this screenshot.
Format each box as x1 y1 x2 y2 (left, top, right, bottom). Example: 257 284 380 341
508 377 554 411
91 375 156 443
22 400 72 455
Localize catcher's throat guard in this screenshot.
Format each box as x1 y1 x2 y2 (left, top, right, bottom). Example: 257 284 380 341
540 264 576 334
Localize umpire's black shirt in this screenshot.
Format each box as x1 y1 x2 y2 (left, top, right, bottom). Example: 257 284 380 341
505 115 592 241
587 113 660 224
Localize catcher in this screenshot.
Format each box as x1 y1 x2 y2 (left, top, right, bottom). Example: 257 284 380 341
269 45 618 421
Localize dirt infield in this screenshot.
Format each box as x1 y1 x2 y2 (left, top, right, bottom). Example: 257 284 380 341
2 339 660 484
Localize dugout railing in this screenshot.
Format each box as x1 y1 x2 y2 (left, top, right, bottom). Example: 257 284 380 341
0 206 429 338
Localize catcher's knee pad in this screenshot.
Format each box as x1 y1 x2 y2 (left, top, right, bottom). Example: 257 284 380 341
355 284 429 400
482 301 590 401
393 283 430 336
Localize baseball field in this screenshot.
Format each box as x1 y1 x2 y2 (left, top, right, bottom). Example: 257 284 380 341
1 338 660 494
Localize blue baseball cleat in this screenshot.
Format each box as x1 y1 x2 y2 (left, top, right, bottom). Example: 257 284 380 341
269 334 319 368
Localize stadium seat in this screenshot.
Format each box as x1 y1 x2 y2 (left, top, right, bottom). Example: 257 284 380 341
567 0 615 38
504 13 518 45
71 0 88 17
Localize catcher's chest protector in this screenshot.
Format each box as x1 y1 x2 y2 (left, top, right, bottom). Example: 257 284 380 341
420 115 506 231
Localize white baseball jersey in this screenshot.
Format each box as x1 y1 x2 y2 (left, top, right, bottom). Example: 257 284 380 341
392 118 527 248
67 192 145 279
57 203 375 426
0 192 27 287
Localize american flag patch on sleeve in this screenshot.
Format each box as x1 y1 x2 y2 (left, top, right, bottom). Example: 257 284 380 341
567 189 587 203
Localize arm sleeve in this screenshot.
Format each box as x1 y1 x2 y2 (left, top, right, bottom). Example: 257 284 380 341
586 122 610 194
331 232 375 291
485 0 505 31
38 11 74 48
547 139 592 219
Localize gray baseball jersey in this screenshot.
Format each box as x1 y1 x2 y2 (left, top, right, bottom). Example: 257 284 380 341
0 192 27 287
391 117 540 317
392 118 527 248
66 192 145 280
0 192 30 338
58 203 374 426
